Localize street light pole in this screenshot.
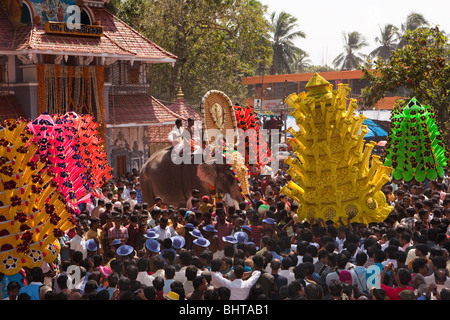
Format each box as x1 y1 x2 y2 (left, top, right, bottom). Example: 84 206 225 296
282 80 287 143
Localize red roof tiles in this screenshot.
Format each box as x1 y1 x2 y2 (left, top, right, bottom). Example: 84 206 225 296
0 7 177 62
108 93 185 125
166 98 201 121
0 9 16 50
91 8 177 62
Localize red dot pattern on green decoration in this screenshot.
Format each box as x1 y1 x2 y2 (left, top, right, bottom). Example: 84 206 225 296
383 97 449 182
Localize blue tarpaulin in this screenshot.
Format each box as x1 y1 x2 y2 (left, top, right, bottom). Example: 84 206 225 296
286 116 389 142
362 118 388 141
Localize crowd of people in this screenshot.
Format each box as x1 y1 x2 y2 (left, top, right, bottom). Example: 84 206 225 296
3 163 450 301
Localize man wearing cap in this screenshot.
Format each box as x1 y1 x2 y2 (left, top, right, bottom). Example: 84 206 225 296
183 223 196 251
153 217 178 241
85 217 102 255
193 237 211 256
116 244 135 259
198 196 214 214
145 238 161 257
171 235 186 252
202 224 219 255
85 239 98 258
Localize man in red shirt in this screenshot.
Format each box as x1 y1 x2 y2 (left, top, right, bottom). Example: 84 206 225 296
213 209 233 251
249 212 264 249
126 215 139 249
380 263 414 300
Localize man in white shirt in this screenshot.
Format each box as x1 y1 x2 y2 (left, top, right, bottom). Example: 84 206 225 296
153 217 178 241
124 190 138 211
136 257 153 287
325 253 358 287
210 264 261 300
149 257 166 283
173 251 192 284
168 119 186 155
223 192 239 210
122 182 134 201
424 269 450 292
279 257 296 286
70 225 87 260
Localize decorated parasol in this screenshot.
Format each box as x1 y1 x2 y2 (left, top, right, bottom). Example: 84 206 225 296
0 118 77 275
281 73 393 225
383 98 449 182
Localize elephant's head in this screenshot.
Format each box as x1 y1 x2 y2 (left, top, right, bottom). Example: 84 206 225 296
197 161 244 206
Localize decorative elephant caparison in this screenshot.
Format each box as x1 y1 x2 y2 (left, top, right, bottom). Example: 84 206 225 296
139 147 244 208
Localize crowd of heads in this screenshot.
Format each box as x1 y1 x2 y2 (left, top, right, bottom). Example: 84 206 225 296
3 167 450 301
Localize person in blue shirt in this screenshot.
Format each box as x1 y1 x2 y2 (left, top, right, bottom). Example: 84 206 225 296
18 267 43 300
1 270 26 299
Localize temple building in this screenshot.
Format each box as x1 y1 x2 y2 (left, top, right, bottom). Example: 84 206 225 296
0 0 199 177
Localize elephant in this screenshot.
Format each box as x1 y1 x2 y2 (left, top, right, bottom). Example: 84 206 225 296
139 146 244 208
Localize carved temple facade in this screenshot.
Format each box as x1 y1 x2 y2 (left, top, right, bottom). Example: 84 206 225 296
0 0 201 178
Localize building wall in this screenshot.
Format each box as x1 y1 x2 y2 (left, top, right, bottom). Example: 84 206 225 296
242 70 402 110
106 126 149 178
13 83 39 119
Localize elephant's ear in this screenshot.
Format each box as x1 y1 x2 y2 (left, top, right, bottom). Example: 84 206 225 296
197 163 217 186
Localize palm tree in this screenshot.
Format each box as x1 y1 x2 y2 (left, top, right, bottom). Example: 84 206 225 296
398 12 428 47
332 31 369 70
292 50 312 73
369 24 400 62
268 11 306 75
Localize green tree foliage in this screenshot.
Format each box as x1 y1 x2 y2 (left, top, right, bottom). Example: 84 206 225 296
268 11 306 75
303 65 338 73
361 26 450 134
114 0 273 106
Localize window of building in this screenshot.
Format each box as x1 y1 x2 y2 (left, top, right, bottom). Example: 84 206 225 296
20 2 32 25
81 9 91 25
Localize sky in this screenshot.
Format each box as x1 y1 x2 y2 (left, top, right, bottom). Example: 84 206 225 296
259 0 450 66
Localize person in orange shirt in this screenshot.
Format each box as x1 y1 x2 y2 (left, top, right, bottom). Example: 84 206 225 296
169 212 185 238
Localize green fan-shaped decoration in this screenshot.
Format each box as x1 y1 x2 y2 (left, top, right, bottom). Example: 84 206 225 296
384 98 449 182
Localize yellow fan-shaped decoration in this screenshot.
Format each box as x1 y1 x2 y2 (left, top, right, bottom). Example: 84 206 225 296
0 119 76 275
281 73 393 225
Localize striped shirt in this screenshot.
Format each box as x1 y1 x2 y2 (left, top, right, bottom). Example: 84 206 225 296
108 226 129 245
